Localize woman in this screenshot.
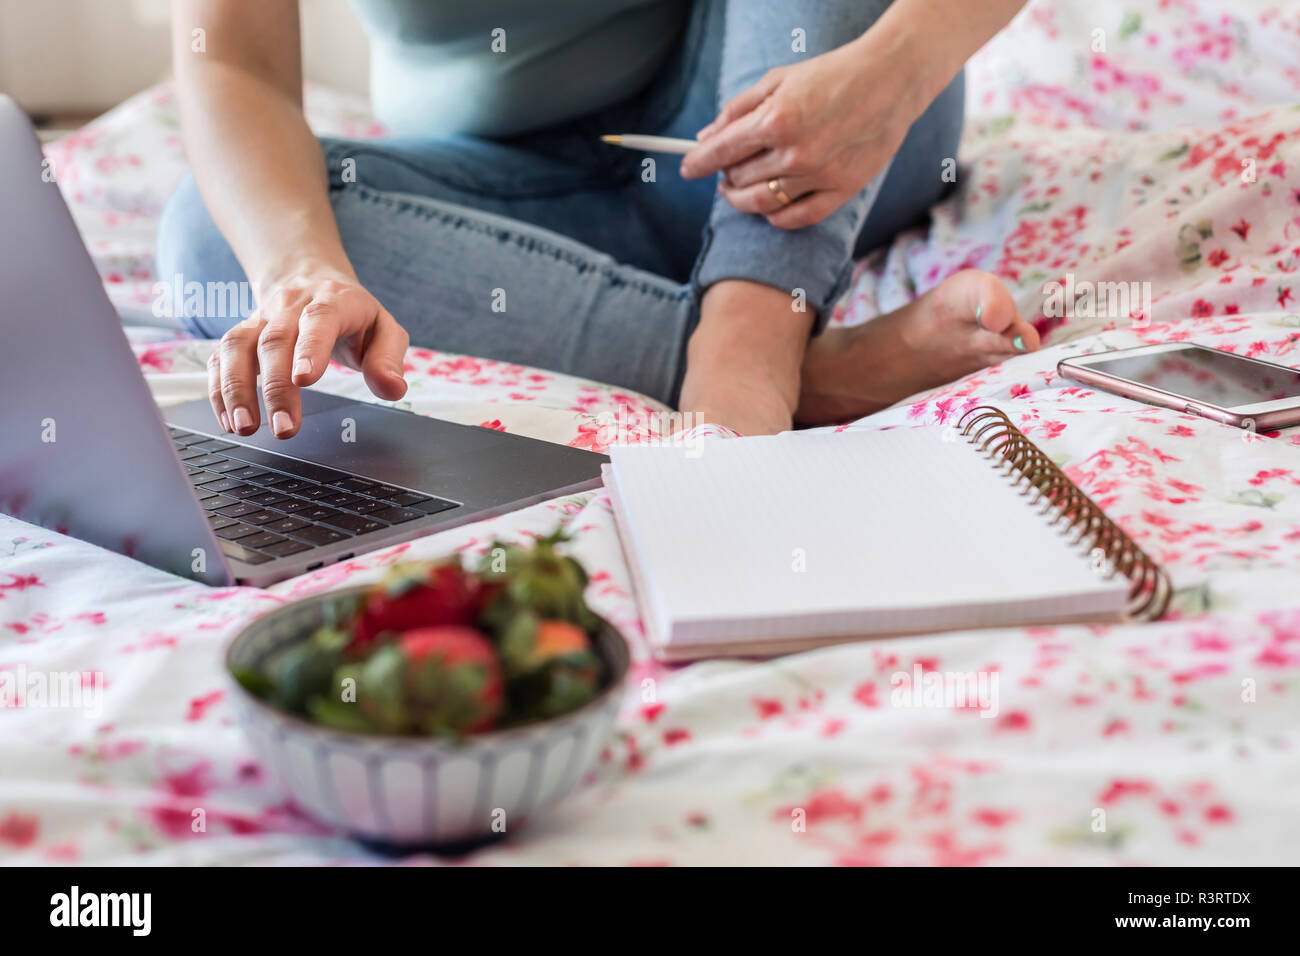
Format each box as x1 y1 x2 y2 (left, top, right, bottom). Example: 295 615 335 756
159 0 1037 439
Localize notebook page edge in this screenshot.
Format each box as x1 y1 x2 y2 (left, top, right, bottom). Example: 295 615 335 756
601 463 673 656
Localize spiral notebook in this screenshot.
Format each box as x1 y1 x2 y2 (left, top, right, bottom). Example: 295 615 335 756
604 408 1170 661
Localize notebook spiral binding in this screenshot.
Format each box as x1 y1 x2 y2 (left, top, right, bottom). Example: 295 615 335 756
957 406 1172 621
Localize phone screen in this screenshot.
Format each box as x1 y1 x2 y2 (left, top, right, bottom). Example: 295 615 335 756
1084 346 1300 407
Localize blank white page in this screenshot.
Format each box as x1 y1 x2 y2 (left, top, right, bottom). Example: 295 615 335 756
608 428 1127 650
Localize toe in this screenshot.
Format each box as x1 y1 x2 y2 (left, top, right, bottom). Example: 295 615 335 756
959 270 1019 334
1008 319 1041 352
952 269 1040 354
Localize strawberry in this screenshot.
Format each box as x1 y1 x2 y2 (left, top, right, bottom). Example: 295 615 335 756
398 626 504 734
528 619 592 668
494 618 603 721
351 561 481 651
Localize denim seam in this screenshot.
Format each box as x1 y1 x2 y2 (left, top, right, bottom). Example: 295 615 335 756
345 184 692 305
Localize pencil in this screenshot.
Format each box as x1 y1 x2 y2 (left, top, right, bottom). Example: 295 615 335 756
600 134 699 154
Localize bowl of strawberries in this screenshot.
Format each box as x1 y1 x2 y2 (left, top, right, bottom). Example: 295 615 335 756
226 532 630 849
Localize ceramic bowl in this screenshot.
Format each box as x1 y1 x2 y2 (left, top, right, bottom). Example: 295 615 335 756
225 585 629 849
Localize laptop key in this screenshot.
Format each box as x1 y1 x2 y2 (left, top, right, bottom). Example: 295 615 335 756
177 447 210 461
265 478 315 493
331 477 376 493
270 498 314 514
196 477 248 494
215 501 262 518
184 465 205 477
217 539 273 565
364 485 405 500
215 523 260 541
292 486 332 500
188 454 230 468
204 459 247 474
245 491 292 507
262 516 309 535
414 497 459 516
369 506 422 524
263 540 311 557
239 531 289 549
319 514 387 535
190 439 237 454
240 510 281 526
322 492 364 508
207 515 238 531
226 484 272 500
217 446 350 484
350 499 386 515
194 486 218 500
289 525 348 546
201 494 237 511
389 492 430 507
296 505 342 523
228 466 273 482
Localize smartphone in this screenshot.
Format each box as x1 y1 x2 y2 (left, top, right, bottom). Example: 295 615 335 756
1058 342 1300 430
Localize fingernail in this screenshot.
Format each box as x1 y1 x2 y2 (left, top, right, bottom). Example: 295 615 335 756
974 303 985 331
1013 335 1026 352
219 411 231 433
293 357 312 379
272 411 292 436
232 406 253 432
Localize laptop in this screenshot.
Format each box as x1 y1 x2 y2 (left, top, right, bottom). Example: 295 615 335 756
0 96 606 587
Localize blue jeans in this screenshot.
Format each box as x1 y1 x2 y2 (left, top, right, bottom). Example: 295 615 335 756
156 0 963 406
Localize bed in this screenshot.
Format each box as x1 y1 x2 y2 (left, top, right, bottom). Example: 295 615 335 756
3 0 1299 864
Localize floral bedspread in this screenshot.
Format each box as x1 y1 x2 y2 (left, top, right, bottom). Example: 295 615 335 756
4 0 1300 865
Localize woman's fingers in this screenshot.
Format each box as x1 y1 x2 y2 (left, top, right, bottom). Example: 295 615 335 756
681 107 771 179
291 297 342 388
723 147 814 190
218 314 267 436
206 349 231 433
718 175 818 217
256 311 305 439
764 190 847 230
208 282 408 439
696 70 782 142
359 308 410 402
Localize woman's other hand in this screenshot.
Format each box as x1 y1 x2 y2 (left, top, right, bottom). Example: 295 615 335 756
680 35 925 230
208 270 409 439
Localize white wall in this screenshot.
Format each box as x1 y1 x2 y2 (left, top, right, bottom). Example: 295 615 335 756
0 0 370 114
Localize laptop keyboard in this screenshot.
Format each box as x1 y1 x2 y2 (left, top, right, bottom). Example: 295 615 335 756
170 427 460 566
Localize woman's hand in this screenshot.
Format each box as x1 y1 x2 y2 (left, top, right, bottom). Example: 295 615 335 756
679 34 928 230
208 269 409 439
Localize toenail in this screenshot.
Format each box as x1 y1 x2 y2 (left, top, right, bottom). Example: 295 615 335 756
975 303 985 330
1012 334 1026 352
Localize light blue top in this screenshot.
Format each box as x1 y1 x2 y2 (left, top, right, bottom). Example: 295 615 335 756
347 0 690 137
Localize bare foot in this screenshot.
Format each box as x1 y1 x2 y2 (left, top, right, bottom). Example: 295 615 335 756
796 270 1040 426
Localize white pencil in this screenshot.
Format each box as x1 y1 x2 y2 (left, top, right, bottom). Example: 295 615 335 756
600 134 698 154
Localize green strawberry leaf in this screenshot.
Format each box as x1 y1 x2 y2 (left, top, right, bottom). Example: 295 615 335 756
358 643 409 732
231 667 274 700
499 609 540 675
535 665 599 718
307 695 377 733
274 640 342 716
